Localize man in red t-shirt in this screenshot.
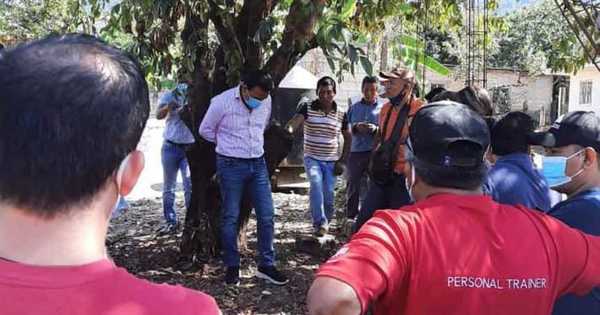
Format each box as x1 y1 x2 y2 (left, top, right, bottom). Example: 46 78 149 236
0 34 220 315
307 101 600 315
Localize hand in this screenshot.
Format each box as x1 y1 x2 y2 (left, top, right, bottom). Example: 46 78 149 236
353 122 368 134
364 123 377 133
286 125 294 135
354 122 377 134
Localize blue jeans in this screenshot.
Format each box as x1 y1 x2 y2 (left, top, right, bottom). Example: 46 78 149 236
216 154 275 267
111 197 129 219
304 156 336 228
161 141 192 225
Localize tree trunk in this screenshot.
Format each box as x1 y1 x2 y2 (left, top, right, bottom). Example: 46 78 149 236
177 0 324 270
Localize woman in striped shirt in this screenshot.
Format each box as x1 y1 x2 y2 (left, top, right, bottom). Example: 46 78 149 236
286 76 350 236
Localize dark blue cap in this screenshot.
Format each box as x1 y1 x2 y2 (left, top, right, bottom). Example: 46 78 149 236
408 101 490 168
530 111 600 152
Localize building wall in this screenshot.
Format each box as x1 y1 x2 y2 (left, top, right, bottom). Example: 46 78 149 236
428 68 554 125
296 49 555 125
568 65 600 115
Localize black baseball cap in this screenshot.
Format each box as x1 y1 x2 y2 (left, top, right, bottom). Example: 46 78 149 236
408 101 490 168
491 111 536 156
529 111 600 152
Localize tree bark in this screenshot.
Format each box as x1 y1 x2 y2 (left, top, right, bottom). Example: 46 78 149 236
264 0 326 83
178 10 220 265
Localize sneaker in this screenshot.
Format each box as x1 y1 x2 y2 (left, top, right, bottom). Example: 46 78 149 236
225 266 240 286
314 224 329 237
157 222 178 235
256 265 289 285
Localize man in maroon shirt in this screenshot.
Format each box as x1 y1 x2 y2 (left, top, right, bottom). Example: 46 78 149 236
307 101 600 315
0 34 220 315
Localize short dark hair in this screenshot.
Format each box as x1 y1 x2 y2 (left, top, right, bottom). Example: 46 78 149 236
491 111 534 155
317 76 337 94
361 76 378 88
424 87 446 102
414 162 488 190
410 141 488 190
0 33 149 216
242 69 274 93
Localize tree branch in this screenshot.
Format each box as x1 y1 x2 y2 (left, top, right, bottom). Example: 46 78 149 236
264 0 326 85
236 0 282 51
236 0 275 68
207 0 245 68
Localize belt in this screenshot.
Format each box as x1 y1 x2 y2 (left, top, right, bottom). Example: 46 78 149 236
217 153 264 161
166 140 192 147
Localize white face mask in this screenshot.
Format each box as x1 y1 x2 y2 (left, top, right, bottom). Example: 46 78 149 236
109 155 130 220
405 162 416 202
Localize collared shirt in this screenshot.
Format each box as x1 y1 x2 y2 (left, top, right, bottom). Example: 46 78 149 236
347 98 383 153
158 87 195 144
297 100 348 161
317 194 600 315
484 153 554 212
549 188 600 315
378 98 424 174
198 85 271 159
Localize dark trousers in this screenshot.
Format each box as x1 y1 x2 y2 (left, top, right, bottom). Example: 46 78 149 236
353 173 411 232
345 151 371 219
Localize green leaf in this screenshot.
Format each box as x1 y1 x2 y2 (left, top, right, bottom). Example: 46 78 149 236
423 56 450 76
339 0 357 20
398 3 414 15
399 34 424 50
359 56 373 76
348 45 358 63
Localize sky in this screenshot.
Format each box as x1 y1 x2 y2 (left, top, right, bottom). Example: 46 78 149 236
497 0 540 15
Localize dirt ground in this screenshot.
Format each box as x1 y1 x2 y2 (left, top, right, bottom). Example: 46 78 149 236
106 189 349 315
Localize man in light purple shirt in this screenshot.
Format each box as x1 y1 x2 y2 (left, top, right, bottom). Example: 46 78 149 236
199 70 288 286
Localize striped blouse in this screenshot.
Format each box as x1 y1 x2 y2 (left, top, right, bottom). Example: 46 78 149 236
298 101 348 161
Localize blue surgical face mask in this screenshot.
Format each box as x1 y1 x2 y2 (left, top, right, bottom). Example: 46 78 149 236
245 96 262 110
541 149 584 188
176 83 188 94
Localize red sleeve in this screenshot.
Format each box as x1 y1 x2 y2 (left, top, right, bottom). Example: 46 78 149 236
316 210 414 313
545 215 600 296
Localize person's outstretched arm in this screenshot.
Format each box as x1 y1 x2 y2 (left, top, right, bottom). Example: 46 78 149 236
307 277 361 315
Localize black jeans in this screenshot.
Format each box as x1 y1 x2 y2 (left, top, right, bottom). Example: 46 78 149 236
345 151 371 219
353 172 411 232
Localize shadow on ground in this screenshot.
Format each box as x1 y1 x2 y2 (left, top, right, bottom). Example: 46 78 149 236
107 191 347 315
